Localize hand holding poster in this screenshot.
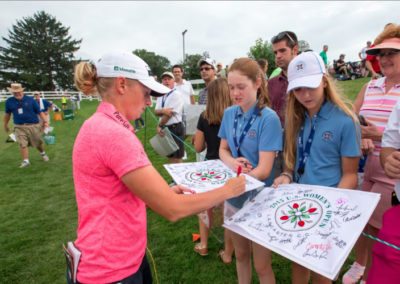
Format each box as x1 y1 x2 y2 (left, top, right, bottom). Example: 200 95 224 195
164 159 264 193
224 183 380 280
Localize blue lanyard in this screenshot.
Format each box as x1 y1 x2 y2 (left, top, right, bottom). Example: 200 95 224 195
233 106 259 156
161 89 174 108
295 114 319 182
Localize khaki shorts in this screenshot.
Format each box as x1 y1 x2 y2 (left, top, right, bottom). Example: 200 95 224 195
14 124 43 148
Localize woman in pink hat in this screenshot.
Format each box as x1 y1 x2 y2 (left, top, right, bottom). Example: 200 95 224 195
71 51 245 284
344 23 400 284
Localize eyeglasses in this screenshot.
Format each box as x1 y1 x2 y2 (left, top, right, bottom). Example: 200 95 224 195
377 50 400 58
200 67 213 72
271 32 296 45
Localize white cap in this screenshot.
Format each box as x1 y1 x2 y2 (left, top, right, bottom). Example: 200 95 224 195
287 51 326 93
161 71 175 79
95 51 171 97
198 58 217 69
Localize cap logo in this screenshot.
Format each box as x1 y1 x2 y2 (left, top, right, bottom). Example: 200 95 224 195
114 66 136 73
296 63 304 71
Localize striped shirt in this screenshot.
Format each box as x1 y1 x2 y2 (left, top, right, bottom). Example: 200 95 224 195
359 77 400 155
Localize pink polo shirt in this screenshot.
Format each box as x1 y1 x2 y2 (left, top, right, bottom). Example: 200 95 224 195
73 102 150 283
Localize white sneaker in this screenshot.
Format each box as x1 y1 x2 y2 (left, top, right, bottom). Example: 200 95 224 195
42 154 49 162
19 160 30 168
342 261 365 284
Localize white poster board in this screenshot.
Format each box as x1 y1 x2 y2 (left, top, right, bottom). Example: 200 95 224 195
183 104 206 135
224 184 380 280
164 159 264 193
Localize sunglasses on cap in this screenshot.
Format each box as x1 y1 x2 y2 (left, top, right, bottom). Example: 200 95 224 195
200 67 213 71
272 32 296 45
377 50 400 58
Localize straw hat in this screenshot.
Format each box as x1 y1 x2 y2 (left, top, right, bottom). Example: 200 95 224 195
7 83 24 93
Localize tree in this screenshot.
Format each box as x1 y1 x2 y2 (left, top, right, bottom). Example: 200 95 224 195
182 53 203 80
247 38 276 76
132 49 170 80
0 11 81 91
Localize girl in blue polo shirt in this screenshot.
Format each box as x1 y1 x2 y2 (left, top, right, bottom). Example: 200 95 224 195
273 51 361 284
219 58 282 283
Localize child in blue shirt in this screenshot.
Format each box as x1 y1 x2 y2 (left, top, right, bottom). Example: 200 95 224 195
273 51 361 284
219 58 282 283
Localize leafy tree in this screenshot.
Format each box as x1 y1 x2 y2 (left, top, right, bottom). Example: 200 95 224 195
132 49 170 80
0 11 81 90
181 53 203 80
248 38 276 76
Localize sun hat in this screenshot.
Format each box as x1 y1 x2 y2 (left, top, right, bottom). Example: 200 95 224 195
366 38 400 55
161 71 175 80
7 83 24 93
95 51 170 97
198 58 217 69
287 51 326 93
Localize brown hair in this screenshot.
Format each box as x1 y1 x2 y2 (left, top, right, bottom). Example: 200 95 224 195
283 75 357 172
74 62 114 96
203 78 232 125
374 23 400 45
228 57 270 110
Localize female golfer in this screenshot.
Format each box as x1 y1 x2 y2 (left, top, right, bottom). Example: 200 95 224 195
71 51 245 284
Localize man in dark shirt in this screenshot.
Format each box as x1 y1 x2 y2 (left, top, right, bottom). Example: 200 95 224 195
4 83 50 168
268 30 299 126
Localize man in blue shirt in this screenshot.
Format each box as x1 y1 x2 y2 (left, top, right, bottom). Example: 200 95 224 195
33 91 53 123
4 83 50 168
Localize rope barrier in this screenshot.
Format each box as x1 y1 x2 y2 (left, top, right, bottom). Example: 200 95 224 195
143 107 226 245
146 247 160 284
362 232 400 251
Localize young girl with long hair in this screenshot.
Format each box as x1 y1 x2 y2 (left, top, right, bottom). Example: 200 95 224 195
219 58 283 283
193 78 235 262
273 51 361 284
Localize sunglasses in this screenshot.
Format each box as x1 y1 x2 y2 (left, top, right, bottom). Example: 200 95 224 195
200 67 213 71
272 32 296 45
377 50 400 58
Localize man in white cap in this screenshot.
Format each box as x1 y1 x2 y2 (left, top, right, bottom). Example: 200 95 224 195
155 71 185 163
197 58 217 105
4 83 50 168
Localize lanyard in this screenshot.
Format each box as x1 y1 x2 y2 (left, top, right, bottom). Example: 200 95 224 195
233 106 259 156
295 112 321 182
161 89 174 108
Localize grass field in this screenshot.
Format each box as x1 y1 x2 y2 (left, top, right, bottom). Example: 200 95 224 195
0 77 370 283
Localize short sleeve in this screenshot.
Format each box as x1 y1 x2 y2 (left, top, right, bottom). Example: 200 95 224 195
101 129 150 179
32 99 41 114
340 118 361 157
258 109 283 152
154 97 162 111
5 99 12 113
197 112 206 132
382 101 400 149
218 108 231 140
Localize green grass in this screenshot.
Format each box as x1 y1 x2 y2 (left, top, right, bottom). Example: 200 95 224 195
0 78 367 283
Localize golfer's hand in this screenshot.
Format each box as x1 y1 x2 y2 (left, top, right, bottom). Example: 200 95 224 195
224 176 246 198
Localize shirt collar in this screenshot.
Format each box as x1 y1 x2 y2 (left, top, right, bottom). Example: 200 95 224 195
97 101 134 132
304 100 335 120
237 102 258 118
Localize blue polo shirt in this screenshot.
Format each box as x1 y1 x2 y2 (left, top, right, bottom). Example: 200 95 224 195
5 95 41 124
219 104 283 208
295 101 361 186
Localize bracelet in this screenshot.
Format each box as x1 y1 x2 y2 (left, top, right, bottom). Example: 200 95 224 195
280 172 293 183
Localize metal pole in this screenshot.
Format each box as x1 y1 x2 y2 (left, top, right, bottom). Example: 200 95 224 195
182 29 187 63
